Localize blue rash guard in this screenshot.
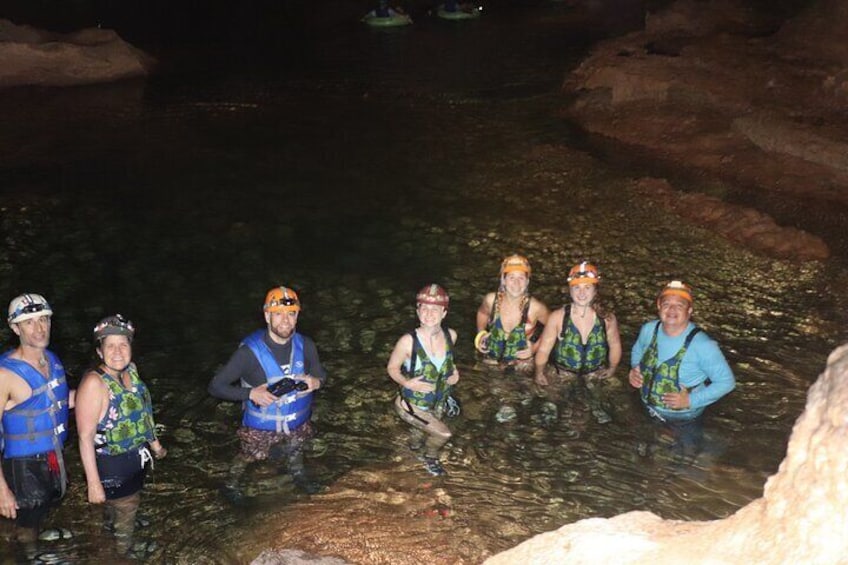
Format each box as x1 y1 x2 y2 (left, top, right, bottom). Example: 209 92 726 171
630 320 736 421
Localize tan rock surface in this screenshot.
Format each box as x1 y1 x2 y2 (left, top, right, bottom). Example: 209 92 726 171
0 19 153 88
563 0 848 257
486 343 848 564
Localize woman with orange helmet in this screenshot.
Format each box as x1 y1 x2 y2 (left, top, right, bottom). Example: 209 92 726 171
534 261 622 386
387 284 459 477
474 254 549 370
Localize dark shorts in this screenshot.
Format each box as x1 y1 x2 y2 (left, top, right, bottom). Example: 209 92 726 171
237 422 315 462
96 448 149 500
1 452 65 529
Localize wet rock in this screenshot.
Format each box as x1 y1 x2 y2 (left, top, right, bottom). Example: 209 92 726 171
632 177 830 261
0 19 154 88
37 528 72 541
252 549 350 564
485 342 848 564
563 0 848 221
495 405 518 423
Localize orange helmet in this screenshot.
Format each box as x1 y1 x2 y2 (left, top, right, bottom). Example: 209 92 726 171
264 286 301 313
416 284 449 308
500 254 531 277
658 280 693 304
567 261 600 286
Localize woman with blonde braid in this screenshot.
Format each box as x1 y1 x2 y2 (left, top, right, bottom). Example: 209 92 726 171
475 255 549 370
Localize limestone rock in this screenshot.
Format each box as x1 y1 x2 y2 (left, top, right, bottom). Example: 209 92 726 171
0 19 153 88
486 343 848 564
631 177 830 261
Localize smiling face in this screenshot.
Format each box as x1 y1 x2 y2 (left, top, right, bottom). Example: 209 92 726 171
98 334 132 371
265 309 299 343
502 271 529 298
658 295 693 335
417 303 447 329
569 282 597 308
11 314 51 350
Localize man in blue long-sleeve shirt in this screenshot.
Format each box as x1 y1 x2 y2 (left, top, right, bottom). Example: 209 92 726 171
628 280 735 422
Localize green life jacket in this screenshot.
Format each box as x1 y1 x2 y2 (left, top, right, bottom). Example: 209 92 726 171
553 305 609 374
401 329 455 411
95 363 156 455
639 322 701 408
485 295 529 362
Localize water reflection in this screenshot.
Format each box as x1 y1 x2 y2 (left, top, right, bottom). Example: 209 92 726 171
1 3 847 562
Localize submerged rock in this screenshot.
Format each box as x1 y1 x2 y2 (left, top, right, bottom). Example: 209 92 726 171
485 342 848 564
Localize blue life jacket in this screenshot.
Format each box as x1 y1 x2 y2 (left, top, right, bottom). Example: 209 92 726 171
241 330 312 433
0 349 69 458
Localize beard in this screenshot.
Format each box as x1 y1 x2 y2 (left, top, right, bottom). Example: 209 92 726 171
270 323 295 341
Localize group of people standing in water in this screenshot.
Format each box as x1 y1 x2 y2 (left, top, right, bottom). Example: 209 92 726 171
388 254 735 476
0 256 736 553
0 295 165 556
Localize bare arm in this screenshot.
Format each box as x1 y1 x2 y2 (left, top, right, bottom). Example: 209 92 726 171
0 369 17 519
534 308 563 385
75 371 108 504
447 329 460 385
475 293 495 333
604 313 622 378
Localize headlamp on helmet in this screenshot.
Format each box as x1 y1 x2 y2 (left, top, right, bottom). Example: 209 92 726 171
94 314 135 342
567 261 600 286
658 280 693 305
8 294 53 324
264 286 301 313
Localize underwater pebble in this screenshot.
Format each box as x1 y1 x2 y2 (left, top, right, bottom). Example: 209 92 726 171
495 405 517 423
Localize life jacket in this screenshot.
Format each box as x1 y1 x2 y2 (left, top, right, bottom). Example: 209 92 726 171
401 329 455 411
0 349 69 458
485 294 534 362
639 322 701 408
241 330 312 433
94 364 156 456
553 305 609 374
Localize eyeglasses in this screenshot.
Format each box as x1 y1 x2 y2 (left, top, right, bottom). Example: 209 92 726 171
9 302 51 321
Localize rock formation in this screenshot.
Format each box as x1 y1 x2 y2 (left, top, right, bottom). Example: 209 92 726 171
0 19 153 88
631 177 830 260
563 0 848 257
485 342 848 564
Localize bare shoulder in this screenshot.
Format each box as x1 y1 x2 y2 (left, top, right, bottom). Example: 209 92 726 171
479 292 496 310
529 296 549 313
78 370 107 394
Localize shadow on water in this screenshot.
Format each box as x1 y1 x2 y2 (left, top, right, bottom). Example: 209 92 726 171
1 1 847 562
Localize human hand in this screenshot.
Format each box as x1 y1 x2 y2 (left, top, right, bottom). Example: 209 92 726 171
87 482 107 504
300 375 322 392
249 384 279 407
447 370 459 386
516 346 533 360
404 377 435 393
0 483 18 519
628 367 643 388
151 441 167 460
662 390 690 409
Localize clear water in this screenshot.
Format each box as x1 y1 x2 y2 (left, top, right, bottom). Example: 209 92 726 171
1 2 846 562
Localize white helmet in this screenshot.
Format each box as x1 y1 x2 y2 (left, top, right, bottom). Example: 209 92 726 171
8 293 53 324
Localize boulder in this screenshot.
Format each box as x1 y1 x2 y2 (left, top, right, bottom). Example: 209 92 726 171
486 342 848 564
0 18 153 88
